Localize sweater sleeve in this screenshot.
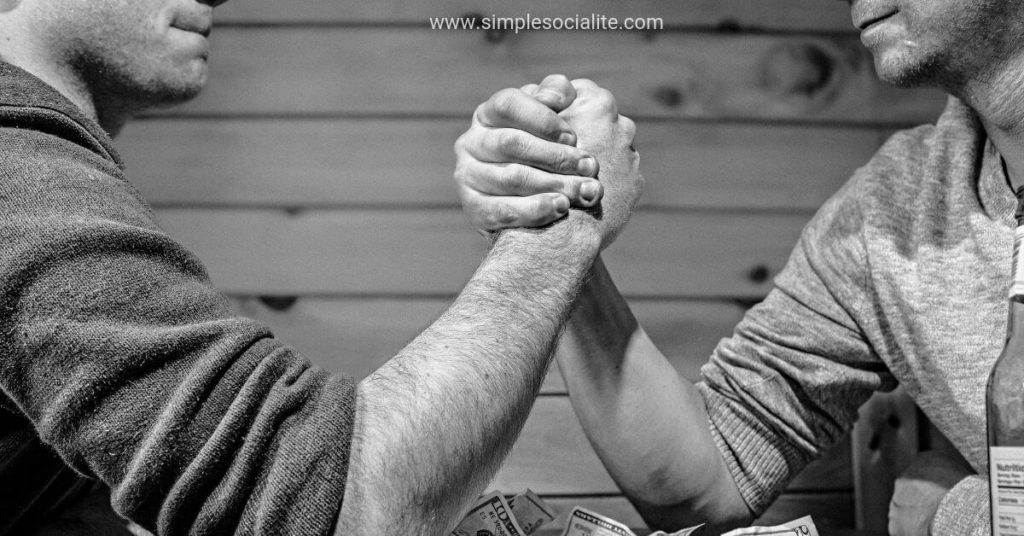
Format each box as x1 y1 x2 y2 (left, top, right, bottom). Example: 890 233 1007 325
931 476 989 536
696 172 894 515
0 131 356 535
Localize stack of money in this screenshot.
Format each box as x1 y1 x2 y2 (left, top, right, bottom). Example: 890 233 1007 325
560 507 702 536
452 492 819 536
559 506 819 536
720 516 819 536
452 490 558 536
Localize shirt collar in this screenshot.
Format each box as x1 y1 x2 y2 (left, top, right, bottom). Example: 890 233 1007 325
0 61 124 169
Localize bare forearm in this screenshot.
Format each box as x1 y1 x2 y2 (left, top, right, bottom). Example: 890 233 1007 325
556 258 750 531
335 216 600 535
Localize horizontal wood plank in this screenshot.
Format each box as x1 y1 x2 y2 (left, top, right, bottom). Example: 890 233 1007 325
492 398 851 495
176 28 945 125
215 0 855 32
228 296 746 391
157 209 810 297
536 493 854 533
120 119 880 211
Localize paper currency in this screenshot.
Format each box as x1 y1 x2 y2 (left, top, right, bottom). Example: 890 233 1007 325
559 506 635 536
508 489 558 535
558 506 704 536
453 491 527 536
721 515 819 536
649 524 705 536
456 491 814 536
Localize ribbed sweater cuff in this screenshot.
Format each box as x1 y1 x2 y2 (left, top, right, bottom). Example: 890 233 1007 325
931 475 988 536
697 383 807 515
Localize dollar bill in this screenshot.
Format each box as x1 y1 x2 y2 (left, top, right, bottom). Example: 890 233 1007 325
721 515 819 536
648 524 705 536
559 505 704 536
508 489 558 535
453 491 527 536
559 506 636 536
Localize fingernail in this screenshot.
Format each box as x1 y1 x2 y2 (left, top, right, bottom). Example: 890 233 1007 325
558 131 576 146
580 181 600 204
577 156 597 176
553 195 570 215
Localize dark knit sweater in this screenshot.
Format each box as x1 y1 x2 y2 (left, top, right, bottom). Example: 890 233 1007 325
0 62 356 535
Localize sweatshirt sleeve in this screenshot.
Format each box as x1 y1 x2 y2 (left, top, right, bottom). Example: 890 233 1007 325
696 172 894 515
931 476 989 536
0 131 356 535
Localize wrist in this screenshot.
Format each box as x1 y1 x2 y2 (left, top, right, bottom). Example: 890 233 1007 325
493 210 601 263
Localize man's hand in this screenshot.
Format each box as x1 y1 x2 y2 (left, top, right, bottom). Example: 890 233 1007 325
559 78 642 249
453 74 605 232
888 450 973 536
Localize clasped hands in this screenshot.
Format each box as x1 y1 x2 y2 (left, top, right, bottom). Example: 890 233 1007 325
453 75 643 248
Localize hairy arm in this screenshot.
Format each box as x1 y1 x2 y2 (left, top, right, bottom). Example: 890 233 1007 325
556 258 751 533
336 78 640 534
334 216 599 535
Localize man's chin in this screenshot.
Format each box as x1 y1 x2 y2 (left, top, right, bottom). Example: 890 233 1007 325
151 84 205 109
144 71 208 110
872 55 940 89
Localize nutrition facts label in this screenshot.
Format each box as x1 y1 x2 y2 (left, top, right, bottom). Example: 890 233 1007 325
992 447 1024 536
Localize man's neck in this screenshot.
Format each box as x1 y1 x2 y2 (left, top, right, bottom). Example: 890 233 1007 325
959 58 1024 193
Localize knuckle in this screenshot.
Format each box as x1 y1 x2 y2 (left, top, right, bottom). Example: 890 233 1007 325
493 203 519 226
541 118 566 140
503 165 531 190
496 130 527 157
551 148 577 173
453 132 471 155
621 115 637 141
472 101 486 117
490 88 521 120
594 89 617 112
452 165 470 186
526 199 550 222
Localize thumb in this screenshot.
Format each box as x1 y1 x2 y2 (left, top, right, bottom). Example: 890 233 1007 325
532 74 576 112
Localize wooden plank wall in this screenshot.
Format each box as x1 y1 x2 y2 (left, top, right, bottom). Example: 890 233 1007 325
115 1 947 532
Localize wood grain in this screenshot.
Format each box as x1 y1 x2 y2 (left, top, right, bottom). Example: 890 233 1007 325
173 29 945 125
120 118 881 211
157 209 810 297
214 0 855 32
491 398 851 495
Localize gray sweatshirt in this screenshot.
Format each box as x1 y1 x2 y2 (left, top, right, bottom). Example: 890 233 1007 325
0 62 356 535
698 96 1007 534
